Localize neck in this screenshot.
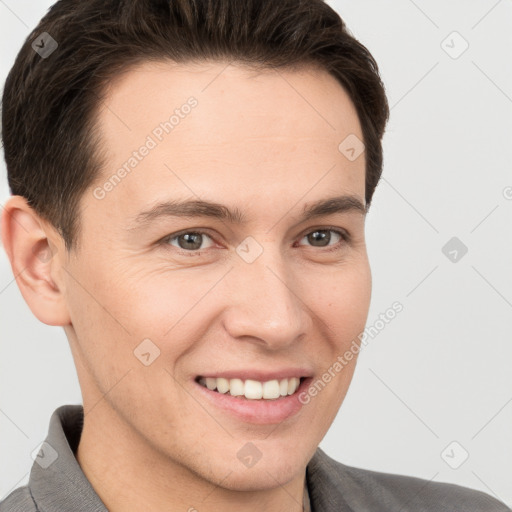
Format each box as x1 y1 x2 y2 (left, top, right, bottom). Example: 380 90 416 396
75 402 308 512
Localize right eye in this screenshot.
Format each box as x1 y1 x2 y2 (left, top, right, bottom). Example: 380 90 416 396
159 230 217 255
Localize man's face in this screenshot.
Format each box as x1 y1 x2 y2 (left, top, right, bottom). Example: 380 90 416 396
61 60 371 489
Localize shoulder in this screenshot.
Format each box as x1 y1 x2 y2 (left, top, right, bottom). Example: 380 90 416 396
340 463 510 511
307 448 510 511
0 486 37 512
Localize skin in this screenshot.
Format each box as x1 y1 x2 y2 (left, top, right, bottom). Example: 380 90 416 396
2 60 371 512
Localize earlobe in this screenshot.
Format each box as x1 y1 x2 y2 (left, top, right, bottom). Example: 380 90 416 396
1 195 72 326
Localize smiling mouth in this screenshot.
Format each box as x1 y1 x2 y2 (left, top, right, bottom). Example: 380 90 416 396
195 376 305 400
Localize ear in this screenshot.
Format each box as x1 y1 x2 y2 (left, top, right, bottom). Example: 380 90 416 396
1 195 71 326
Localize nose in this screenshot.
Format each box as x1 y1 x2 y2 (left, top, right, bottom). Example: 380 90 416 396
220 245 311 351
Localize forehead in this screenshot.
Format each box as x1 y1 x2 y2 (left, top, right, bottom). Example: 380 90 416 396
95 58 363 156
87 59 365 231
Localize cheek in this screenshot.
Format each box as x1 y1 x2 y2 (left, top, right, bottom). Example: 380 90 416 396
65 246 371 374
308 259 372 340
116 255 372 352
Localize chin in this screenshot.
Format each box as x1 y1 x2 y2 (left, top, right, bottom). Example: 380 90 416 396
215 441 310 491
220 459 303 492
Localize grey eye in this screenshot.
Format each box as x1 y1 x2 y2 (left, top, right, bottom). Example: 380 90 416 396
300 229 343 248
168 232 214 251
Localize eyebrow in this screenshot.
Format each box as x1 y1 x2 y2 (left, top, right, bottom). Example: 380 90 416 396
127 194 366 231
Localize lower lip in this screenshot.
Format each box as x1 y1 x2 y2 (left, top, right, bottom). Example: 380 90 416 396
194 377 313 425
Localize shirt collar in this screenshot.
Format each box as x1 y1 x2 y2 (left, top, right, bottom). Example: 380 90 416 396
29 404 352 512
29 404 108 511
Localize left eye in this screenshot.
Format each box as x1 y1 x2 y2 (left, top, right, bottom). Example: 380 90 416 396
298 229 346 249
161 228 348 254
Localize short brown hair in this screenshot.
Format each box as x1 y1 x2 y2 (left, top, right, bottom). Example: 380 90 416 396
2 0 389 252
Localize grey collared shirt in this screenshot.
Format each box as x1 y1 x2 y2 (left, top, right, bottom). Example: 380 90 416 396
1 405 509 511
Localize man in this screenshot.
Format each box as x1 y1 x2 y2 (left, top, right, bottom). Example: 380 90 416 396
0 0 509 511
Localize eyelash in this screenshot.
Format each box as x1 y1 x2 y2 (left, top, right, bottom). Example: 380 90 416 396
158 226 351 257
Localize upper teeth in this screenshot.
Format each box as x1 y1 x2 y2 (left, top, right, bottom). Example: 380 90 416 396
198 377 301 400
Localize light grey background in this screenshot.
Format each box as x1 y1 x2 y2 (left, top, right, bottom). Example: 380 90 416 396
1 0 511 506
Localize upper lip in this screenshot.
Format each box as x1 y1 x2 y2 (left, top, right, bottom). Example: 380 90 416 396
196 368 313 382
